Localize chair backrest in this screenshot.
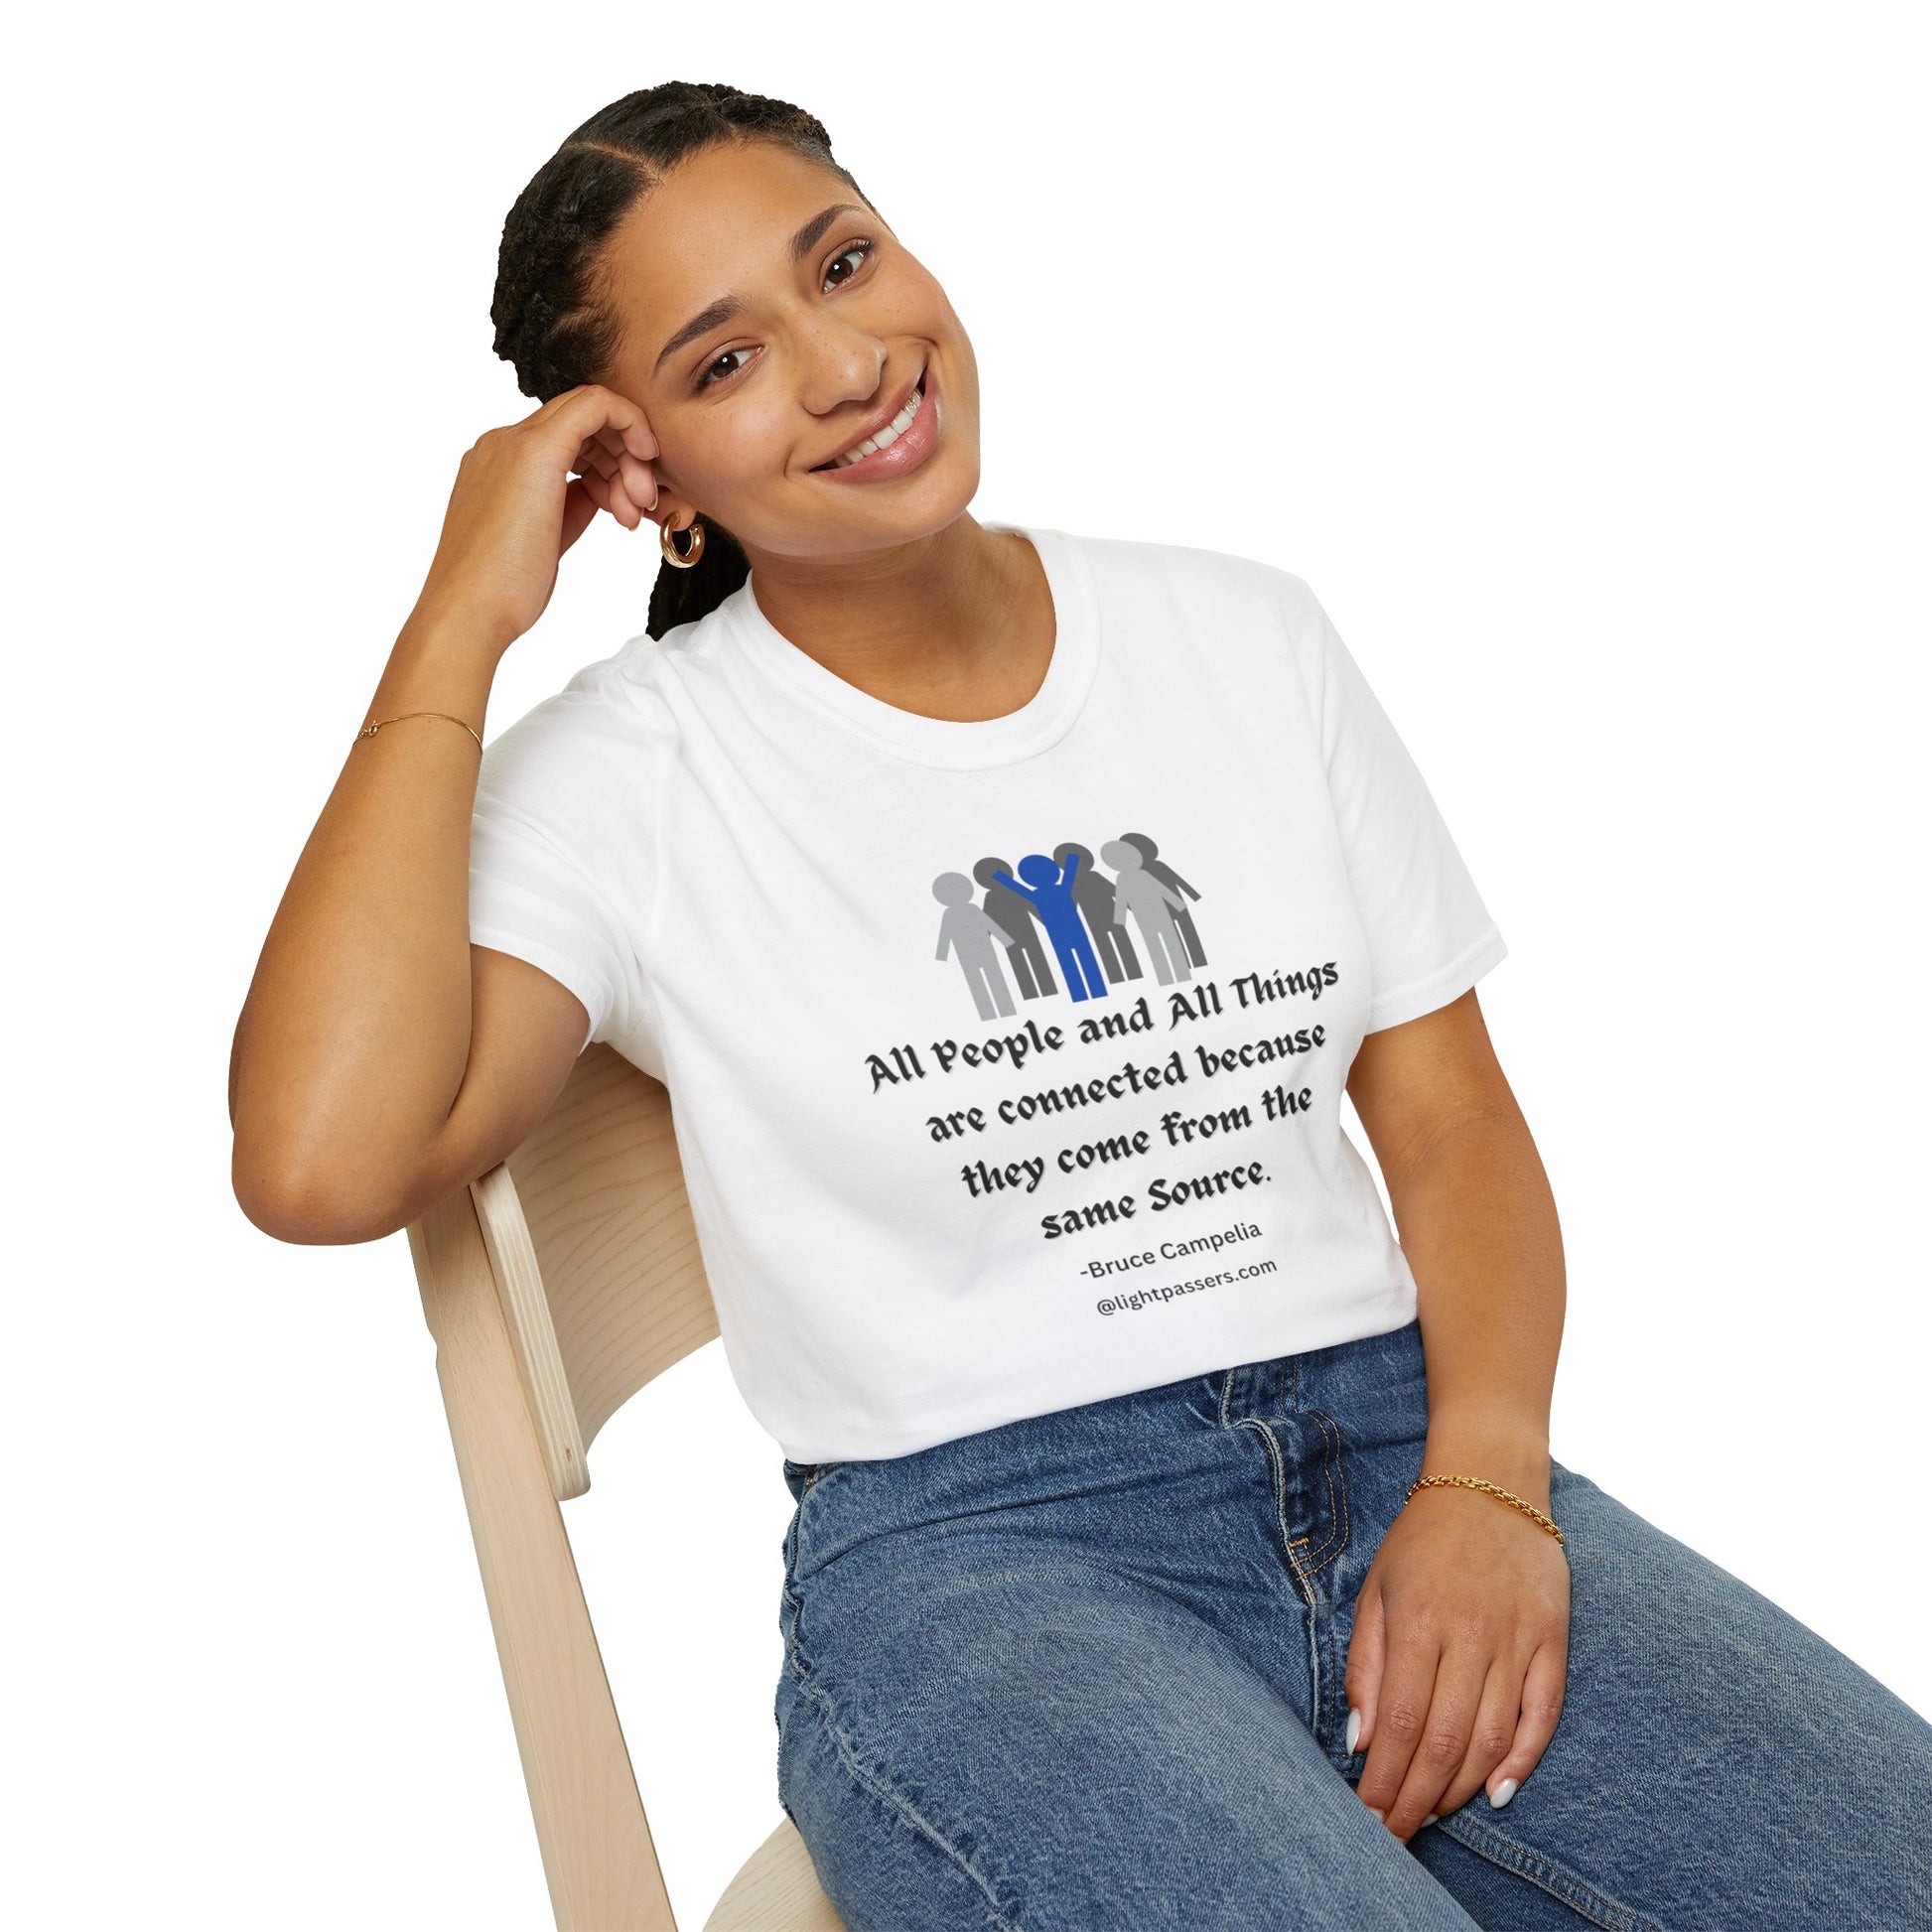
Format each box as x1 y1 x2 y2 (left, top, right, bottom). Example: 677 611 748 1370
408 1041 853 1931
407 1042 709 1929
454 1040 720 1500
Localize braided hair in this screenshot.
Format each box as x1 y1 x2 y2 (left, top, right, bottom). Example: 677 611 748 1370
491 82 872 639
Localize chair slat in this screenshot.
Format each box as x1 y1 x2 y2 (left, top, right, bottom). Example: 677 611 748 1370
409 1186 676 1929
410 1042 845 1926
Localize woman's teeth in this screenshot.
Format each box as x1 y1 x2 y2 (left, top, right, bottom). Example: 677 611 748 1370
823 376 925 468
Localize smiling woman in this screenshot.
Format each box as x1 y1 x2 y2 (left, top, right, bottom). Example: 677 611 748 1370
232 74 1932 1932
490 84 977 646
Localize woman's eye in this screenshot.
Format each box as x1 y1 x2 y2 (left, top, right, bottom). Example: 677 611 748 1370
694 241 877 390
697 345 753 390
824 238 875 291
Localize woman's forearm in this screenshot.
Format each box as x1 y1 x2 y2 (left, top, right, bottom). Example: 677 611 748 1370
1382 1110 1567 1514
229 608 500 1240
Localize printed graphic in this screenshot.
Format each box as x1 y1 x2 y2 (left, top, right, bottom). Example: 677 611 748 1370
886 828 1341 1293
934 831 1207 1022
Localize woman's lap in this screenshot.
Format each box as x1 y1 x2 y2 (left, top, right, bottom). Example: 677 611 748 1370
773 1319 1932 1929
775 1556 1480 1928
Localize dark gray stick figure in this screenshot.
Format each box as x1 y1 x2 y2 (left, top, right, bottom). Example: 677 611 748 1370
972 855 1058 999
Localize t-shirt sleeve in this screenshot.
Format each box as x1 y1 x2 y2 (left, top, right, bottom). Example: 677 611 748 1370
467 694 635 1056
1289 579 1509 1034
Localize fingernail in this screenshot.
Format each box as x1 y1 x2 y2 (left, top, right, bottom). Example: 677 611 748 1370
1368 1807 1386 1823
1344 1707 1361 1754
1487 1777 1519 1809
1423 1813 1440 1826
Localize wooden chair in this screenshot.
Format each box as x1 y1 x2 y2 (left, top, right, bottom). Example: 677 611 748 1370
404 1040 847 1931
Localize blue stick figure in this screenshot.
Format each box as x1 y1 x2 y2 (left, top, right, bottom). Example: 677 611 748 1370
990 849 1109 1003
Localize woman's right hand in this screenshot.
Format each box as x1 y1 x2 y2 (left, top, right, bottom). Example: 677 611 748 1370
410 384 661 657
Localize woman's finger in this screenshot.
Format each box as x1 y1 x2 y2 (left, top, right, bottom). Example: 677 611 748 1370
1431 1649 1523 1823
540 381 659 464
578 425 658 515
1342 1578 1387 1764
586 421 643 470
574 437 620 482
598 386 658 463
575 463 644 530
1378 1636 1490 1840
1353 1613 1445 1832
1482 1631 1568 1810
615 449 659 513
570 447 642 523
539 388 658 521
576 453 649 530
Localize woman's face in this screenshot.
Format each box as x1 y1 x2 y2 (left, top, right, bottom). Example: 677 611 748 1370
595 140 981 564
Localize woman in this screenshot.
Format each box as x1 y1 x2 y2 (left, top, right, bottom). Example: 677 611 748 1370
229 82 1932 1929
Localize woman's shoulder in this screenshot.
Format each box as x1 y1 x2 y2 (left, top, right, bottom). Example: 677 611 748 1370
1054 526 1329 656
1059 524 1318 611
482 617 698 784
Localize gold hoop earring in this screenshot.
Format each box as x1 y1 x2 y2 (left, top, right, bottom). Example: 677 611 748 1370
659 515 705 569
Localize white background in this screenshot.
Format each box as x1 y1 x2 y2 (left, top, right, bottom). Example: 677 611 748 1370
8 4 1928 1925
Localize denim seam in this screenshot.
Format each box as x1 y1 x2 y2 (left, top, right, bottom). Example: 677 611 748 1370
1435 1813 1668 1932
780 1505 810 1682
788 1662 1027 1931
1300 1409 1351 1754
1238 1417 1324 1585
1251 1405 1347 1579
1297 1406 1352 1577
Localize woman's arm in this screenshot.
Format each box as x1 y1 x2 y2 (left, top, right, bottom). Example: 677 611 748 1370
228 386 659 1244
1345 985 1564 1508
1340 984 1571 1842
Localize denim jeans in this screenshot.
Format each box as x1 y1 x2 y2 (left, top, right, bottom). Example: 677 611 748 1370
772 1315 1932 1929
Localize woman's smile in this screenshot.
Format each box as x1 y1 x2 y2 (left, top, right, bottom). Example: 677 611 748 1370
808 361 940 483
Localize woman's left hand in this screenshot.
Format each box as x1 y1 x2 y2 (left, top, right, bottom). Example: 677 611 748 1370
1343 1482 1572 1840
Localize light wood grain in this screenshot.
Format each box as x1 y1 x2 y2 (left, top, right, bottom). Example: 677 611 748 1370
407 1043 846 1929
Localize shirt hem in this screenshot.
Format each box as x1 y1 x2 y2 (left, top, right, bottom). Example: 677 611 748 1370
469 924 612 1053
766 1288 1423 1464
1363 926 1508 1035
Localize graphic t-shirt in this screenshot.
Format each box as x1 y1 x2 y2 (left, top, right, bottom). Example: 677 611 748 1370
467 524 1508 1462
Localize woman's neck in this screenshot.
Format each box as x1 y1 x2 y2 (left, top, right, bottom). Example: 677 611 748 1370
741 518 1055 724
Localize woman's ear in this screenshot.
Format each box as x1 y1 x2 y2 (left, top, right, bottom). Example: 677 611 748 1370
647 489 700 534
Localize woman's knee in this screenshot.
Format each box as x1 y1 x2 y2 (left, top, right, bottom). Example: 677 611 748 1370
1533 1462 1932 1915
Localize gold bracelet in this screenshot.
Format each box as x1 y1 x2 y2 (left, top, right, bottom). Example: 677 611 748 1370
1406 1473 1565 1547
355 711 483 753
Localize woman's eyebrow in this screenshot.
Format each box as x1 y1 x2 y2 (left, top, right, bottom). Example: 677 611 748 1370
652 203 871 376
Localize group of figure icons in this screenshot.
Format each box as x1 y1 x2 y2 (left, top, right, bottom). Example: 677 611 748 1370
932 833 1209 1024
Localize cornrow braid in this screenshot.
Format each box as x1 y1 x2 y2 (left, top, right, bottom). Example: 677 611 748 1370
490 81 872 638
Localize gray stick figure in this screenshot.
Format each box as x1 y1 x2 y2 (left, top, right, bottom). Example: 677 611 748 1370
933 872 1017 1021
1118 831 1207 968
1101 840 1193 986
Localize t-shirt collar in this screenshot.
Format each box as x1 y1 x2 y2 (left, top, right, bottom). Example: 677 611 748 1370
719 522 1100 769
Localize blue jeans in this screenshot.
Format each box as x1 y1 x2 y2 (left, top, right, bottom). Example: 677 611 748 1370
773 1315 1932 1928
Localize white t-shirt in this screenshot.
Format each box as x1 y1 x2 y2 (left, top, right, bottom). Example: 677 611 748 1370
468 524 1507 1462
